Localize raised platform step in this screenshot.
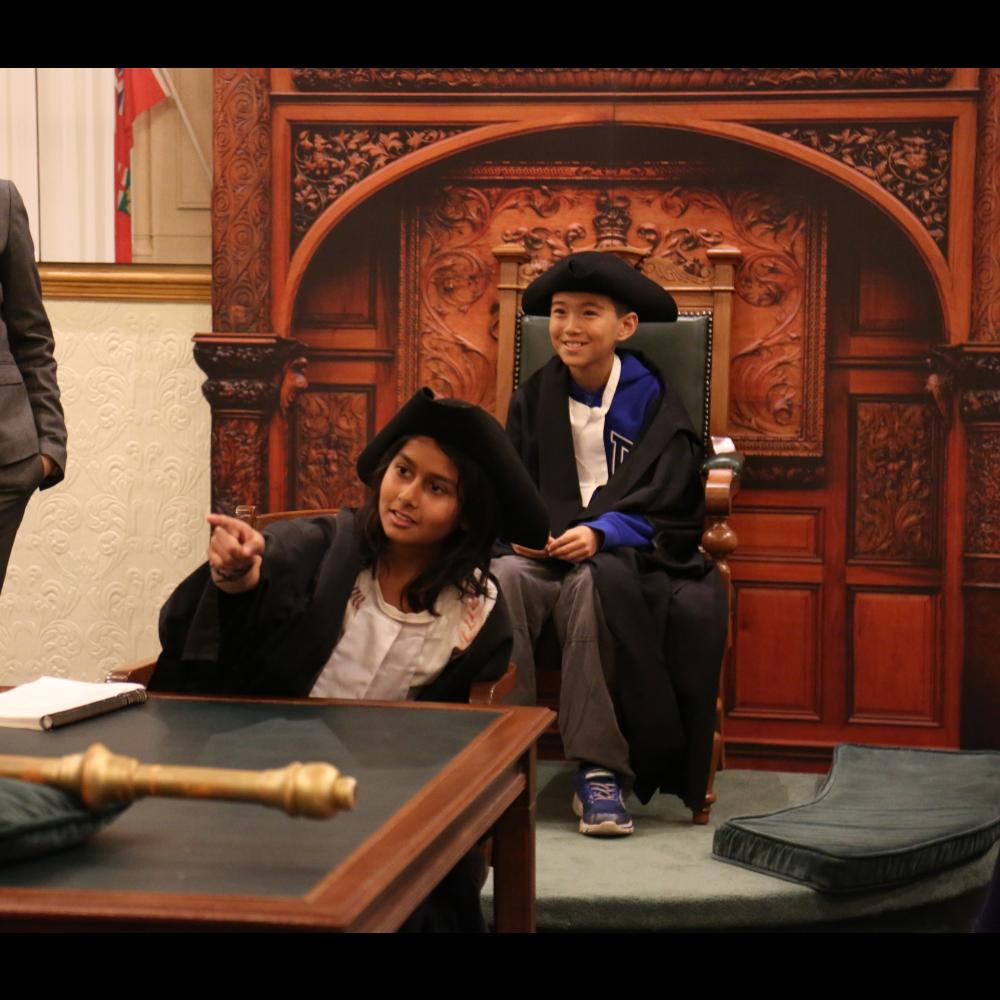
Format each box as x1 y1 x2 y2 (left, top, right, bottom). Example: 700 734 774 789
484 762 995 932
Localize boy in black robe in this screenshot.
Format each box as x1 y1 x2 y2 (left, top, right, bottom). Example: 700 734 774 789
493 252 728 835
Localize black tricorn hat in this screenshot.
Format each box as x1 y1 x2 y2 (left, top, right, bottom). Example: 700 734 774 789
356 388 549 549
521 251 678 322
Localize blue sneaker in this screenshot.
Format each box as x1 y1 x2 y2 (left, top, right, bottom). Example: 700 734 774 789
572 767 634 836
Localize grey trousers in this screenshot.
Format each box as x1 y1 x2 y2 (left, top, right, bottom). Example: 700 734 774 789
491 555 633 780
0 454 43 597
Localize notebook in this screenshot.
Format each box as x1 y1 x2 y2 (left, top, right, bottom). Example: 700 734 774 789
0 676 147 731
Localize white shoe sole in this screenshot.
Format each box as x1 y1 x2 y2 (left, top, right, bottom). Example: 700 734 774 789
572 793 634 836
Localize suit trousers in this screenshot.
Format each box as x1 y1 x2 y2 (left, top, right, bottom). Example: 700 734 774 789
0 454 43 596
491 555 634 781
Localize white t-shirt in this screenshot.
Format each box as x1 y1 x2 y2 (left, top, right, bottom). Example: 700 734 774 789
308 567 498 701
568 353 622 506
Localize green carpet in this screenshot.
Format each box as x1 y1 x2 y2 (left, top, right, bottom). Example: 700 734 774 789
482 761 996 932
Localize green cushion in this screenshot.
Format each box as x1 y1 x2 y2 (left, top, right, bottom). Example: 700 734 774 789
0 778 127 864
518 314 713 444
713 744 1000 893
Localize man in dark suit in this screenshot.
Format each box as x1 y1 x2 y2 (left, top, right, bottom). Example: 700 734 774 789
0 180 67 595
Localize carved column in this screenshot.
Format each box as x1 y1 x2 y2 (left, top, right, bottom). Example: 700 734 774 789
199 69 306 513
196 338 306 515
972 68 1000 343
955 69 1000 748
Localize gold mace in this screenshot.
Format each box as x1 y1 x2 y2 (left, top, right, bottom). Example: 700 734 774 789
0 742 357 819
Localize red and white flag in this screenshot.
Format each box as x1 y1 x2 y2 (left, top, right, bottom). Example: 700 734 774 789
114 68 167 263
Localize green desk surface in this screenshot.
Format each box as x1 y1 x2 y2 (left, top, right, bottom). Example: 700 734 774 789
0 697 498 898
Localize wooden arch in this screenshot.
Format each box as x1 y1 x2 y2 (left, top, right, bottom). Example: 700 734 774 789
276 111 965 341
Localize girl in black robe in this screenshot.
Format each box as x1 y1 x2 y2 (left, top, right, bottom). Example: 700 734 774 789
153 389 549 932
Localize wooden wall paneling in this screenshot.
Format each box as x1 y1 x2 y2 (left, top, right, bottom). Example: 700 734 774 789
972 69 1000 344
729 507 822 562
209 70 982 768
730 583 821 720
961 412 1000 748
848 588 942 725
963 62 1000 760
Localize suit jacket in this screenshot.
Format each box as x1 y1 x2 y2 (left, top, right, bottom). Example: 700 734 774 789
0 180 66 485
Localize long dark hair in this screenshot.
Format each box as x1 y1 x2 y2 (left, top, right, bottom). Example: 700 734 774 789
357 436 499 614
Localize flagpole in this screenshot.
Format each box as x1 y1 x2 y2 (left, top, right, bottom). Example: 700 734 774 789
153 68 211 184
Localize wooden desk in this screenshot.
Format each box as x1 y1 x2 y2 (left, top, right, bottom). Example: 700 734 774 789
0 695 553 932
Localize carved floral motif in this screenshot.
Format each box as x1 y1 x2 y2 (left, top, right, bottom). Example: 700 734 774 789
972 68 1000 341
212 418 264 516
292 126 467 248
290 68 953 92
295 391 370 510
410 170 822 452
202 379 277 410
770 124 950 250
853 401 940 562
212 70 271 332
966 428 1000 553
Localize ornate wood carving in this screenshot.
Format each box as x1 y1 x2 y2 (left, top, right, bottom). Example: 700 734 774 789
212 69 271 332
961 389 1000 421
741 459 826 489
195 338 309 515
212 418 264 516
290 68 954 93
851 400 941 563
408 165 825 455
294 390 371 510
966 428 1000 554
768 124 950 251
929 345 1000 422
202 379 277 409
292 126 467 249
973 69 1000 341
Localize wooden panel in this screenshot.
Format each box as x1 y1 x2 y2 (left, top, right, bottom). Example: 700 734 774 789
729 507 821 561
849 397 942 565
848 589 940 725
296 328 383 353
730 584 820 720
295 212 378 326
855 233 936 333
293 387 374 509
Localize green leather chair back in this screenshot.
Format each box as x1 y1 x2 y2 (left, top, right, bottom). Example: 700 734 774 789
517 313 714 445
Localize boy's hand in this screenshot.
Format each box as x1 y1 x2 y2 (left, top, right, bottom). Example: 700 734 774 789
206 513 265 593
546 526 600 562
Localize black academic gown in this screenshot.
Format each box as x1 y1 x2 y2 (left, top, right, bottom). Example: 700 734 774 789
153 509 511 703
506 351 727 806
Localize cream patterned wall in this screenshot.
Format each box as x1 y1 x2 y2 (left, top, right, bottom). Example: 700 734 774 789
0 299 211 685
